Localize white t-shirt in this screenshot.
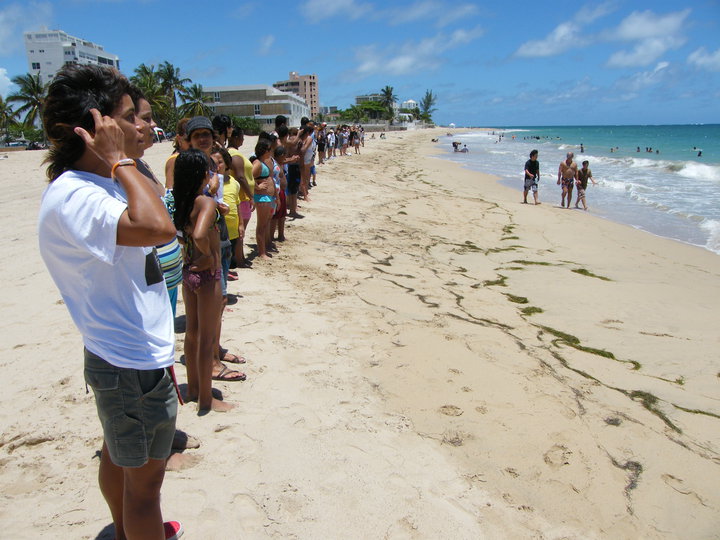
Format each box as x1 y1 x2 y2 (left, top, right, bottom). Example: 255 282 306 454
38 170 175 370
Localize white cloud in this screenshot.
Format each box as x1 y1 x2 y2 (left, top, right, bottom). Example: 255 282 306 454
607 36 684 67
614 61 670 95
351 26 484 78
0 67 12 97
515 1 615 58
301 0 372 21
609 9 690 41
688 47 720 72
605 9 689 68
258 35 275 56
515 22 584 58
0 2 53 56
543 76 596 104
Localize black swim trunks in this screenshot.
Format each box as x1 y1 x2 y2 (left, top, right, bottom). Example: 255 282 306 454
286 164 301 195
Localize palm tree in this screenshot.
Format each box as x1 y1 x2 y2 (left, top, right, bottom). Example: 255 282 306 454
379 85 397 124
177 84 213 118
131 66 169 112
0 96 18 144
7 73 47 130
419 89 438 124
157 61 190 110
133 63 156 81
339 105 367 123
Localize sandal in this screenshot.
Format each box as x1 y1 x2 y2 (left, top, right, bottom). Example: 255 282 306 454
212 364 246 382
219 347 247 364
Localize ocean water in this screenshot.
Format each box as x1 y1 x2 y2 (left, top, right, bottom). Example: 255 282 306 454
439 125 720 255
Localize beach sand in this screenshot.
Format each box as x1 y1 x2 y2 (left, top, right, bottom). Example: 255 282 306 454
1 129 718 539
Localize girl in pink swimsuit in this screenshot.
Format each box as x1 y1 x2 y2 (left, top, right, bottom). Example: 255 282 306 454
173 149 235 413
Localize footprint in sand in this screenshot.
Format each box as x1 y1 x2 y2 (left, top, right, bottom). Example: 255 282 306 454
543 444 572 469
442 429 467 446
439 405 463 416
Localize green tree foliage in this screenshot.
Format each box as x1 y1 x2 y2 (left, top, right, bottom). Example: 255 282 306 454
231 116 263 136
177 84 213 118
7 123 44 143
157 61 190 110
339 105 367 123
0 96 18 143
131 64 174 130
7 73 47 130
338 101 388 123
379 85 397 122
419 89 438 124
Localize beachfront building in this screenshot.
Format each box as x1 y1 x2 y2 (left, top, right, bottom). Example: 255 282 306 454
401 99 418 110
356 93 400 117
273 72 319 118
24 29 120 85
355 93 384 105
203 85 310 128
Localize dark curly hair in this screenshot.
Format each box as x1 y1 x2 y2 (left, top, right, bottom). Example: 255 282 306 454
172 149 210 231
43 64 131 181
254 140 271 158
211 145 233 172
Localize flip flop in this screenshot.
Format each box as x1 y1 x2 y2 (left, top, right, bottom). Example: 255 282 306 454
219 347 247 364
212 364 246 382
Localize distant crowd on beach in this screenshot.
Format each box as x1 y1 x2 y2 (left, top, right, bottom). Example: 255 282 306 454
36 62 372 540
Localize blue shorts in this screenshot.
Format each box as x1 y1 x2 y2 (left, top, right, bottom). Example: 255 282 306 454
84 349 177 467
221 245 232 295
253 194 273 203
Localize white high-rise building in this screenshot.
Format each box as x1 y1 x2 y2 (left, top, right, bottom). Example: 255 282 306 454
24 29 120 84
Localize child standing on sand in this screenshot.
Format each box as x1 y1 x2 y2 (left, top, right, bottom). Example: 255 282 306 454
173 149 236 412
523 149 541 205
575 160 597 210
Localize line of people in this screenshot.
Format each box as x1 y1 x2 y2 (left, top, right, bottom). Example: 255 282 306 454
36 63 332 540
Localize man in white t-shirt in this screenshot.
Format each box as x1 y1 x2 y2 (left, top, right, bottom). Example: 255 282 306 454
38 64 182 540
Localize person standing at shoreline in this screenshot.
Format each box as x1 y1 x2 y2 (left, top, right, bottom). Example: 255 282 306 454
558 152 577 208
38 64 182 540
575 160 597 210
523 149 541 205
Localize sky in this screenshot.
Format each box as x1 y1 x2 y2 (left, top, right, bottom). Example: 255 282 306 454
1 0 719 126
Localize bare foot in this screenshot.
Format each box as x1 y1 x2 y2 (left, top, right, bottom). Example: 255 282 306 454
535 202 541 205
172 430 201 450
198 398 235 414
166 452 201 471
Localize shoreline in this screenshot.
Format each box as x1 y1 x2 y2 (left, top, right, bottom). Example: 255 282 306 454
435 127 720 257
1 129 718 538
435 143 720 257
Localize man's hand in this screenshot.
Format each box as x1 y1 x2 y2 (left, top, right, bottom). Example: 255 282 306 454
73 109 126 167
